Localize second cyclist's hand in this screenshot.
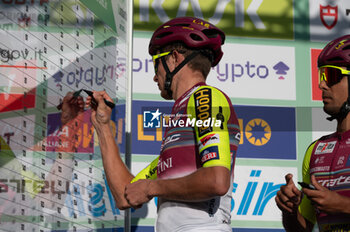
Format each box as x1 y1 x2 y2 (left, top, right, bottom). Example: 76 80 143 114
275 174 303 214
303 175 350 214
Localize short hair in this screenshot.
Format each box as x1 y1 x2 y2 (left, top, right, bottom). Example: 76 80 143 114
161 42 212 78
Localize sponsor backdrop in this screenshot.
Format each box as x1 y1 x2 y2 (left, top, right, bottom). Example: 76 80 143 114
0 0 349 231
0 0 127 231
130 0 350 231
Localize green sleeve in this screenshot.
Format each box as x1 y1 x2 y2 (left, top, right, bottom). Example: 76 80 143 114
298 141 317 224
187 86 232 170
131 156 159 183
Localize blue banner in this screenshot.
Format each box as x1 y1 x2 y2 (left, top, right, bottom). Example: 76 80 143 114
131 101 296 160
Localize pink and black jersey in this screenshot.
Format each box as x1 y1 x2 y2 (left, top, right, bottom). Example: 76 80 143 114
300 131 350 232
133 82 240 231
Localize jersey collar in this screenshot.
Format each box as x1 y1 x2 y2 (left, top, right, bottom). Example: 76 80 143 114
174 82 206 106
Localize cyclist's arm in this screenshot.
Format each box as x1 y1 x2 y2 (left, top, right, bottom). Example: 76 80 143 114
144 165 230 201
94 123 135 209
125 164 230 208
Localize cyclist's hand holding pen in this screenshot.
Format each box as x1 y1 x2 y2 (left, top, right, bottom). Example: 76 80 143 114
85 91 114 128
58 89 115 111
82 89 115 110
57 89 115 129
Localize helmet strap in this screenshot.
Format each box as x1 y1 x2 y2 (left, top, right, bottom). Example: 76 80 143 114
161 51 200 98
327 75 350 121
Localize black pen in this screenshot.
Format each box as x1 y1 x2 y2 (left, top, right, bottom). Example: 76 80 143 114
56 89 115 110
82 89 115 109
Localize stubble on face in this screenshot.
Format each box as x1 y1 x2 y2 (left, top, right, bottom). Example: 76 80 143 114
322 76 348 116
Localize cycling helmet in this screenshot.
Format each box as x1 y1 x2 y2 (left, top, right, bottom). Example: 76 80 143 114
318 35 350 121
318 34 350 67
149 17 225 99
149 17 225 67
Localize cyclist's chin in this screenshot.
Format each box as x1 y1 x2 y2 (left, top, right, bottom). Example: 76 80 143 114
160 90 172 100
323 104 341 116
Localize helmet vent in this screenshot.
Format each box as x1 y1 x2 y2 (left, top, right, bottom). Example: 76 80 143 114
327 57 344 62
202 29 219 38
342 45 350 50
190 33 203 41
174 23 190 27
156 32 173 39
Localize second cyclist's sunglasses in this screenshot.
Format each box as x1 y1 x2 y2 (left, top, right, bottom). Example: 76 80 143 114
319 65 350 87
152 51 172 74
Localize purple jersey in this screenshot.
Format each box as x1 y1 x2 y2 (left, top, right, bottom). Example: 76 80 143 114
300 131 350 231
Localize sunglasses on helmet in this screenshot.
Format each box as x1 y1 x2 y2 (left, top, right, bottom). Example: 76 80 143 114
319 65 350 87
152 51 172 74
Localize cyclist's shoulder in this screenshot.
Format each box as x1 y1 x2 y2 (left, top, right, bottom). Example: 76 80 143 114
191 84 230 101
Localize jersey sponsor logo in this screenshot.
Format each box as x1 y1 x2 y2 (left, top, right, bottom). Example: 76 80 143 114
314 141 337 154
318 175 350 188
145 166 157 180
194 88 212 137
235 132 241 142
198 133 220 151
163 134 181 146
200 146 219 164
215 107 225 130
157 157 173 174
310 166 330 173
337 156 346 166
314 156 325 164
160 133 181 151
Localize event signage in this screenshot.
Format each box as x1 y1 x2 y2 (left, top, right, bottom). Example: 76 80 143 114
133 0 294 39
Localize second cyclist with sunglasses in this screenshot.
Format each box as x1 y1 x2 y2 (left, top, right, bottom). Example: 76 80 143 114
276 35 350 232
